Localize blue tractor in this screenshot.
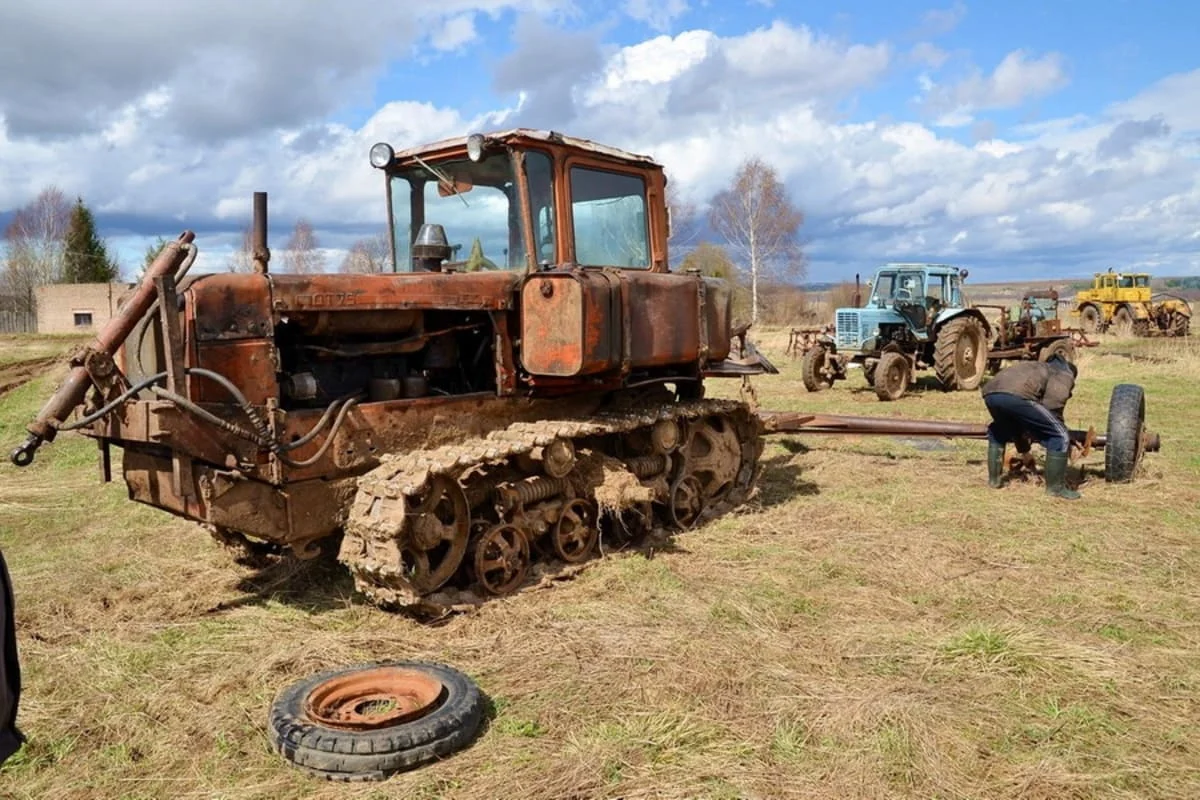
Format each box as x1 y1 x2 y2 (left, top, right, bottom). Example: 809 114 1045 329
802 263 992 401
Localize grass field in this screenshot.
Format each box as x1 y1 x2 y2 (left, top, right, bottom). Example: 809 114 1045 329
0 330 1198 799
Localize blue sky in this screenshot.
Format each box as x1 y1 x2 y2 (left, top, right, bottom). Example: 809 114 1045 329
1 0 1198 284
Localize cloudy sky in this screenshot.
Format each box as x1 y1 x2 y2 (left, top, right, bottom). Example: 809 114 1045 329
1 0 1198 282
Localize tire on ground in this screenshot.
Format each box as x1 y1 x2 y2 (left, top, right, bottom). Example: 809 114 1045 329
1104 383 1145 483
800 346 831 392
934 316 988 391
873 351 909 401
268 660 484 781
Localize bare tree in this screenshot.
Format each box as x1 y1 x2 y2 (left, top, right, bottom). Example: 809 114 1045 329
1 186 72 312
338 231 391 274
281 219 326 274
226 225 255 273
708 158 804 325
666 176 700 250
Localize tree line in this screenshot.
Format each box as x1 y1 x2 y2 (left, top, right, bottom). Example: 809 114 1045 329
1 187 121 313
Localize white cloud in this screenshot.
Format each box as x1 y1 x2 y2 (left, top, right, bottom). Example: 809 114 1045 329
920 49 1070 119
621 0 689 32
430 13 479 51
2 10 1199 281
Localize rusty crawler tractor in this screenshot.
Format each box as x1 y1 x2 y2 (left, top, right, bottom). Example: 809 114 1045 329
1073 269 1192 336
10 130 777 612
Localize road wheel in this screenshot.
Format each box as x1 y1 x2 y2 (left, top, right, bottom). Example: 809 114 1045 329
1104 384 1146 483
269 661 484 781
933 317 988 391
800 346 832 392
1038 338 1076 364
1080 305 1102 333
873 352 910 401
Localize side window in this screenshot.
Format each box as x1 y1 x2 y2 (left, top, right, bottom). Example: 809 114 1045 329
569 166 649 268
525 150 555 266
927 276 946 303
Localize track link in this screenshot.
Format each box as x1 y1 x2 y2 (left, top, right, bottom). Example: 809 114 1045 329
339 398 763 613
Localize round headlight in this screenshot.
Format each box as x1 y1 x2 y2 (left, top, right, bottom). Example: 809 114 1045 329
466 133 485 162
369 142 394 169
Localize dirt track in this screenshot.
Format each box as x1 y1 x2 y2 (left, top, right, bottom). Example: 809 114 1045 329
0 356 58 398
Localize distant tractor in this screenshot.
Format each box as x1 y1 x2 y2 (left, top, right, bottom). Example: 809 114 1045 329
978 290 1090 370
801 263 991 401
1073 269 1191 336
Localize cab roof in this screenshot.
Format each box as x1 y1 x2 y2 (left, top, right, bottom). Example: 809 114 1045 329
391 129 662 168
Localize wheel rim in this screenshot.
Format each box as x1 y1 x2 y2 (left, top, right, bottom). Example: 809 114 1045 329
552 499 598 563
304 666 444 731
402 476 470 594
955 327 982 381
669 475 705 528
884 358 906 396
473 524 531 596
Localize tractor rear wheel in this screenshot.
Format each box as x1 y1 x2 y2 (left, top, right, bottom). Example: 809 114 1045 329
1038 338 1076 364
800 346 831 392
1104 384 1146 483
873 352 910 401
934 317 988 391
1080 305 1102 333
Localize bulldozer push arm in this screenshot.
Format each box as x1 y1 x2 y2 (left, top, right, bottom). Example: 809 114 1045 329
10 231 197 468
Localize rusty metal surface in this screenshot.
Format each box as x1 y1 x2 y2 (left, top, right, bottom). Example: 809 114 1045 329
303 666 443 731
19 232 195 445
520 271 620 376
625 271 702 368
268 271 518 312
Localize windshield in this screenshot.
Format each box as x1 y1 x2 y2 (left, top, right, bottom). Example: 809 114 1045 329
869 271 925 305
389 152 528 272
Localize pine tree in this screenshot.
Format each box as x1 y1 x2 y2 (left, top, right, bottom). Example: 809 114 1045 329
62 197 119 283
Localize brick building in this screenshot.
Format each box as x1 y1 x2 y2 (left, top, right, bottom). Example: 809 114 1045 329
35 283 135 334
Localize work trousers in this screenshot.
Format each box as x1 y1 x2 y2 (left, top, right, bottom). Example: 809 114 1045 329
983 391 1070 453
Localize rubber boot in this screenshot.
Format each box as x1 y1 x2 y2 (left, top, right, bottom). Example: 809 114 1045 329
987 442 1004 488
1044 451 1081 500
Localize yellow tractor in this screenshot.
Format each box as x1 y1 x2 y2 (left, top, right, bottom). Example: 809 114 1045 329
1073 269 1191 336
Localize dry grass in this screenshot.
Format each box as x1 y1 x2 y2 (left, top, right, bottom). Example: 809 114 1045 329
1 331 1199 799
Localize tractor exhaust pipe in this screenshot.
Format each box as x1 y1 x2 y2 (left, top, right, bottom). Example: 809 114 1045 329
10 231 196 467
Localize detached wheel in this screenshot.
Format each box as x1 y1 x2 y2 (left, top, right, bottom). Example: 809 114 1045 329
934 316 988 391
268 661 484 781
1104 384 1146 483
1038 338 1076 364
873 352 910 401
800 346 831 392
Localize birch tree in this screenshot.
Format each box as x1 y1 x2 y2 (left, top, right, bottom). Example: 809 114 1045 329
281 219 325 274
338 231 390 274
225 225 255 273
708 158 804 324
1 186 72 312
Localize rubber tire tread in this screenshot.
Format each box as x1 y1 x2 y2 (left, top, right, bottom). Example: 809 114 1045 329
1104 383 1145 483
873 351 908 401
1080 305 1102 334
933 316 986 392
268 660 483 780
800 347 829 392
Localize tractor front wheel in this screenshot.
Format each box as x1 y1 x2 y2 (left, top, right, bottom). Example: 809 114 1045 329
873 352 910 401
801 346 833 392
1080 305 1103 333
934 317 988 391
1038 338 1076 364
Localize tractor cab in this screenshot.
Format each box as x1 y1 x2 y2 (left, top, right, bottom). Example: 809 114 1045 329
368 129 666 275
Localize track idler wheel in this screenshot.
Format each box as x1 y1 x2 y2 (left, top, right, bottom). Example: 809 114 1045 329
473 523 531 596
551 499 599 564
403 475 470 594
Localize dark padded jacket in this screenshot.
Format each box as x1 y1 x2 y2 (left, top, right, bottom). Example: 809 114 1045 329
0 548 22 765
980 361 1075 415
